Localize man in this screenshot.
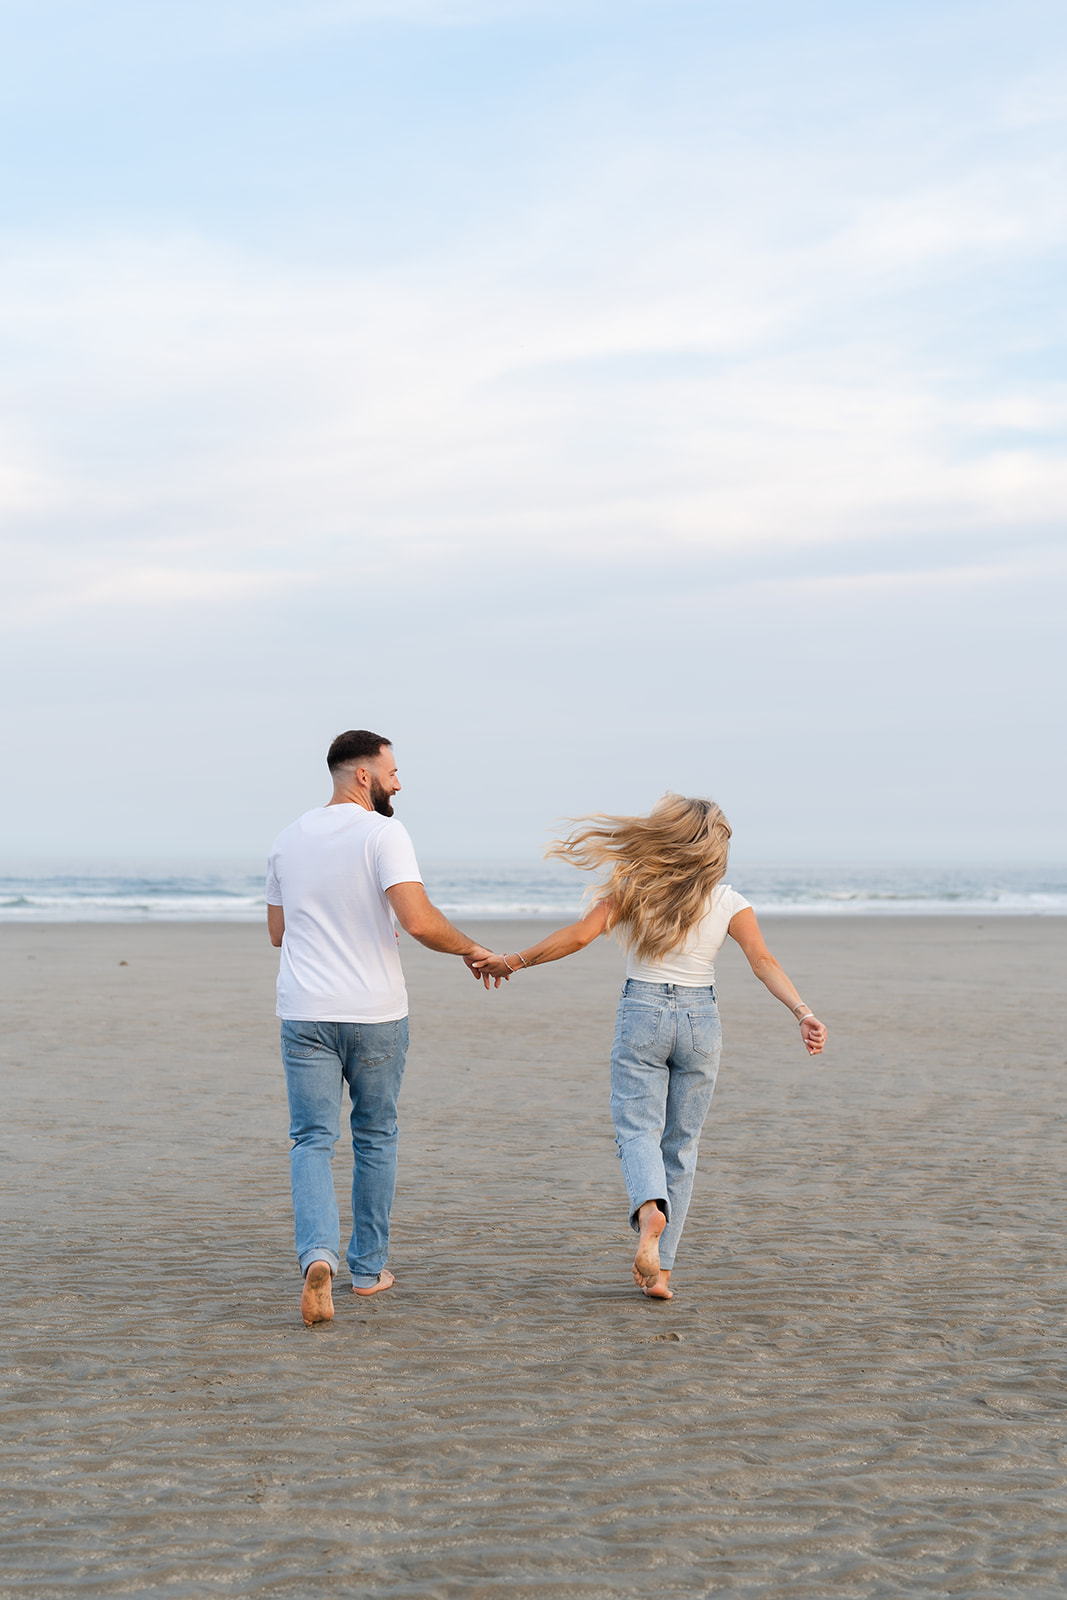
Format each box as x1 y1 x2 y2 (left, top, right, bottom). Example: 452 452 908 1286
266 729 493 1326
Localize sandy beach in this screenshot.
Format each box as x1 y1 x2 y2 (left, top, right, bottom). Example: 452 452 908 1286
1 915 1065 1598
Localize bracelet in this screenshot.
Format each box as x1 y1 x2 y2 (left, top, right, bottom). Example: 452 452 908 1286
796 1011 814 1024
516 952 531 968
501 953 517 973
791 1002 809 1017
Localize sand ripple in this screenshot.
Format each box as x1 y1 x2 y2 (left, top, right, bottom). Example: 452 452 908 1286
1 918 1065 1597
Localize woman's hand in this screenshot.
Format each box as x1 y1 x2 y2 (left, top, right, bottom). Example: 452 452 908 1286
470 953 515 985
800 1014 827 1056
462 948 505 987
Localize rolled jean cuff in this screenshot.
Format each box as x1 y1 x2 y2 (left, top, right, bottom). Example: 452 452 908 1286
628 1195 671 1233
351 1271 383 1289
299 1249 338 1277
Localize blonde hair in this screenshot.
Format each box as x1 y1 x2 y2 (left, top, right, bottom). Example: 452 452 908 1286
547 793 732 964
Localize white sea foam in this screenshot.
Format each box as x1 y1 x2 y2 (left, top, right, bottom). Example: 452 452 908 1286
745 889 1067 915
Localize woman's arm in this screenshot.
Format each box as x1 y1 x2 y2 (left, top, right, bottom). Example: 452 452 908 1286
472 898 614 981
727 907 827 1056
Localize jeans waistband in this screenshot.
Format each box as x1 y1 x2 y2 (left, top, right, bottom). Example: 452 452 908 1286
622 979 717 1001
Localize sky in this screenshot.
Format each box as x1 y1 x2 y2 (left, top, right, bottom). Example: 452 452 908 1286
2 0 1065 864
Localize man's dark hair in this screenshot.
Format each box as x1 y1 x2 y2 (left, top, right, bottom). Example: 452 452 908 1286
327 729 391 774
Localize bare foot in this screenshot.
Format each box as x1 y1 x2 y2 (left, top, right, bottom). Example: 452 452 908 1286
642 1269 673 1300
352 1269 395 1298
301 1261 335 1326
633 1200 667 1286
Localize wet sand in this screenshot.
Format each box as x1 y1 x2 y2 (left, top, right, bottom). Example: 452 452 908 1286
1 916 1065 1598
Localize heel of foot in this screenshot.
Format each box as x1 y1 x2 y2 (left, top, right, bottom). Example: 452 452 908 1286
633 1205 667 1280
301 1262 335 1326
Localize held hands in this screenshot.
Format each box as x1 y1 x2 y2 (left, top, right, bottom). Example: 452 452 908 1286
799 1014 827 1056
462 947 512 989
470 952 517 985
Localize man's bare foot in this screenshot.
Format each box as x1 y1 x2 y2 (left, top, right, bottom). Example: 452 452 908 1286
301 1261 335 1326
352 1269 395 1297
633 1200 667 1285
642 1269 673 1300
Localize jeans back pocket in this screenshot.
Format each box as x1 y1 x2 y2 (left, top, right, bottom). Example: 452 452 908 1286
618 1001 665 1054
355 1019 402 1067
686 1010 722 1060
281 1020 329 1060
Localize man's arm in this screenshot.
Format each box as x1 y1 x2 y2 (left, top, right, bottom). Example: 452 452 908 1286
267 904 285 947
386 881 491 966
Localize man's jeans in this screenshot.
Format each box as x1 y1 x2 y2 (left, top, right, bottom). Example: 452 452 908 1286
280 1017 408 1289
609 980 721 1271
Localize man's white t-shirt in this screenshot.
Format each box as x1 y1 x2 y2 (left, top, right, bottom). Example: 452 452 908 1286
625 883 751 987
265 805 423 1023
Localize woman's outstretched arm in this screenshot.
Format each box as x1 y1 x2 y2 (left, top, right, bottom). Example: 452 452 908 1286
727 907 827 1056
472 899 614 981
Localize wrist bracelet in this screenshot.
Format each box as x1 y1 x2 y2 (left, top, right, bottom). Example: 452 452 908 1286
797 1011 814 1024
791 1002 809 1016
516 952 531 968
501 953 517 973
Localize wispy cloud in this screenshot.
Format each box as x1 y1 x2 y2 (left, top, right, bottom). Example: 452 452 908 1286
1 1 1064 859
2 155 1065 624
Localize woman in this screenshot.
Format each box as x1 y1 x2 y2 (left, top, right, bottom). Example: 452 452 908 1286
473 795 827 1299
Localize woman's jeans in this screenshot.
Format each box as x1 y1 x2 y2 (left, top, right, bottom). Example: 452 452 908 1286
610 980 722 1271
280 1017 408 1289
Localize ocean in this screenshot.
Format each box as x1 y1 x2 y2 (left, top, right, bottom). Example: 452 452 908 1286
0 860 1064 922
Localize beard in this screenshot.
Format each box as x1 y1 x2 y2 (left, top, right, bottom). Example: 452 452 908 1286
370 778 394 817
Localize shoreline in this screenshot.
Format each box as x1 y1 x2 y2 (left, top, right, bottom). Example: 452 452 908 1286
2 910 1066 932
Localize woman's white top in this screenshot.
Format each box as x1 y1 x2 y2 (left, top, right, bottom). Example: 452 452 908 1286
624 883 751 987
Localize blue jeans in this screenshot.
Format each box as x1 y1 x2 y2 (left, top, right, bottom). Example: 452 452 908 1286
610 980 722 1271
280 1017 408 1288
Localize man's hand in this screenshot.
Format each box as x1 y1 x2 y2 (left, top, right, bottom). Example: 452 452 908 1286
463 946 508 988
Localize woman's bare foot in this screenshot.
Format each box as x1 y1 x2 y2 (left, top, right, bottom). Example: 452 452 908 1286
633 1200 667 1286
301 1261 335 1326
352 1269 395 1297
642 1269 673 1300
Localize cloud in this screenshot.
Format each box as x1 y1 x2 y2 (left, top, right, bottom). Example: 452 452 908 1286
2 0 1066 635
3 563 313 628
1 0 1064 864
2 199 1066 631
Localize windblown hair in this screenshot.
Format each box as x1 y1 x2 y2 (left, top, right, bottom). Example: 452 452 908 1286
327 729 391 774
547 794 732 964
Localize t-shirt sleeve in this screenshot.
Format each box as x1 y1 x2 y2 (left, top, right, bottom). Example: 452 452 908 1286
722 885 751 919
375 821 423 893
265 851 282 907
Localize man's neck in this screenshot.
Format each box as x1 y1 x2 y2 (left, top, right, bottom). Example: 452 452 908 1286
327 787 373 811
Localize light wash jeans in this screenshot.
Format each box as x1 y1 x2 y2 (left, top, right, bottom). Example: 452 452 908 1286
280 1016 408 1289
610 979 722 1271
